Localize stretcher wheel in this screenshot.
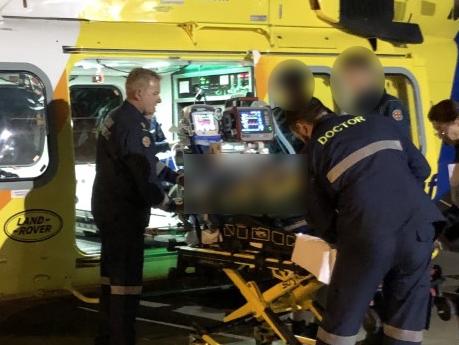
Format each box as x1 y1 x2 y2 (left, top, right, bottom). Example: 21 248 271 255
435 296 454 321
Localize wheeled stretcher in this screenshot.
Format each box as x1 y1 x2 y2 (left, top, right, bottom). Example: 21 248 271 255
174 226 449 345
176 245 323 345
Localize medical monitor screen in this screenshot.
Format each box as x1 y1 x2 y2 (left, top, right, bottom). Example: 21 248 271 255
239 108 272 134
191 111 219 137
237 107 273 141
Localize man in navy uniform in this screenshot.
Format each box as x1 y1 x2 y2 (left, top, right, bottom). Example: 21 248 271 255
332 47 411 138
92 68 182 345
285 96 444 345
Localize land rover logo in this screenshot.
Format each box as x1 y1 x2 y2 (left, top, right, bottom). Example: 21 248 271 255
4 210 63 243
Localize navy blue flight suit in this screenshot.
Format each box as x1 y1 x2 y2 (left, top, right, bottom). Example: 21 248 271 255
304 113 444 345
375 92 411 138
362 92 412 345
92 101 177 345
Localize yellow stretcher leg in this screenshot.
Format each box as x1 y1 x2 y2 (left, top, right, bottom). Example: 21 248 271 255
200 335 220 345
224 272 310 322
222 268 317 345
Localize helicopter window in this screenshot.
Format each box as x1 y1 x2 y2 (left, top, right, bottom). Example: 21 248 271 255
0 71 48 179
70 85 123 164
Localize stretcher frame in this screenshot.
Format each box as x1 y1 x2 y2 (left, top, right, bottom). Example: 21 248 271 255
177 246 323 345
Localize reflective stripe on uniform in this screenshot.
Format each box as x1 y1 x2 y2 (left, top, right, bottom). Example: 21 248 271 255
100 276 111 285
284 219 308 231
317 327 356 345
326 140 402 183
383 324 423 343
156 161 167 176
110 285 143 295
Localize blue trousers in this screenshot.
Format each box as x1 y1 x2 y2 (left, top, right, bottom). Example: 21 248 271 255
95 218 145 345
316 223 434 345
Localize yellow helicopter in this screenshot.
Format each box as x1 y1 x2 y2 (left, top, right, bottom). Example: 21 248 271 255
0 0 457 302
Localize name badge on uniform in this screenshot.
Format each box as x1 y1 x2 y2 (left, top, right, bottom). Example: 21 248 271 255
142 136 151 148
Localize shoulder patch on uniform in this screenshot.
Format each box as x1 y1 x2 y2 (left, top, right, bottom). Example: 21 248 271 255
142 136 151 148
392 109 403 121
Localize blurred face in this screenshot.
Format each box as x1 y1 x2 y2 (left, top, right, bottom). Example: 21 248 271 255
137 78 162 115
342 66 374 95
432 119 459 145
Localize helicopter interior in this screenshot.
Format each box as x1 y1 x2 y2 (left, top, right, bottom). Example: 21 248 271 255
69 58 259 254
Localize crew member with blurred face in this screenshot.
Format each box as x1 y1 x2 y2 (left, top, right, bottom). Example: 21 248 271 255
332 47 411 138
92 68 181 345
284 95 443 345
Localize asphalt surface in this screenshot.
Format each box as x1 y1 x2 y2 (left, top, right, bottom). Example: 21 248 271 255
0 252 458 345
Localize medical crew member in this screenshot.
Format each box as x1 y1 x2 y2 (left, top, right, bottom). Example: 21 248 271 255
92 68 181 345
332 47 411 138
269 59 315 155
332 49 412 344
428 99 459 325
428 99 459 250
285 97 444 345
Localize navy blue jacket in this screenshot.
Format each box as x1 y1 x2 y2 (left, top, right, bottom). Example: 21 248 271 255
375 92 411 138
92 101 170 226
305 113 444 243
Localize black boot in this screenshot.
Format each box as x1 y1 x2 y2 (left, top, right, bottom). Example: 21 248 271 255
110 294 141 345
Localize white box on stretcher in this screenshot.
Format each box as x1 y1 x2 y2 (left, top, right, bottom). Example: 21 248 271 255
291 234 337 285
